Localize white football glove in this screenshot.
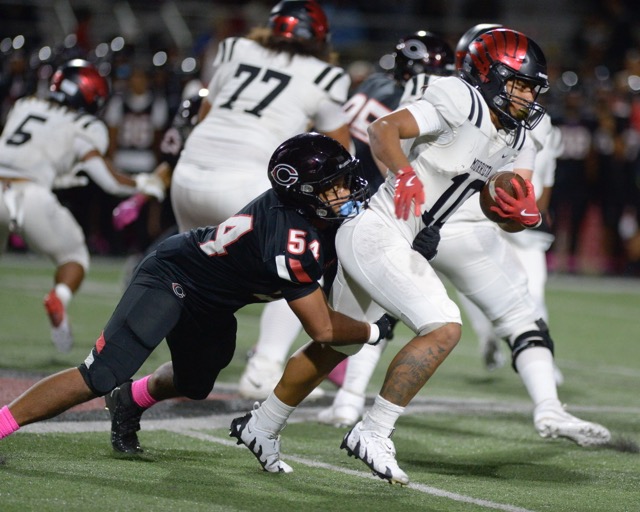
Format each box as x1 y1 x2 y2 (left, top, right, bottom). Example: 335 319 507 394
133 173 166 202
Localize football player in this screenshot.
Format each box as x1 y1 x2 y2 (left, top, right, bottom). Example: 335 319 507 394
230 28 575 486
0 59 166 352
319 24 609 454
0 133 393 469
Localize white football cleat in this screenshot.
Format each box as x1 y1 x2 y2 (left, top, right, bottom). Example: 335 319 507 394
341 419 409 485
534 402 611 447
230 405 292 473
239 353 324 401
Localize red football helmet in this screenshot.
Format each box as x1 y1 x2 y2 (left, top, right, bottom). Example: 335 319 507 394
455 23 503 70
49 59 110 114
461 28 549 131
268 0 329 43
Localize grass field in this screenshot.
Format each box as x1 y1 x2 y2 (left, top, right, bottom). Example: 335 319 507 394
0 253 639 512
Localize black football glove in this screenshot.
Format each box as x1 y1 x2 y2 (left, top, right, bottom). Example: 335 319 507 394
385 315 399 341
368 313 395 346
412 225 440 261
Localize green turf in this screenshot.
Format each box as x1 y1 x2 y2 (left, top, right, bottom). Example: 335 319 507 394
1 253 639 511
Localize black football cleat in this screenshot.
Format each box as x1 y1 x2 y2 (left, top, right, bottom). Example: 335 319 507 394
104 381 145 454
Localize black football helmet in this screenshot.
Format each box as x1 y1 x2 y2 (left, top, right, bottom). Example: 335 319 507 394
268 0 329 43
383 31 455 82
455 23 503 70
461 28 549 131
268 132 370 223
49 59 110 114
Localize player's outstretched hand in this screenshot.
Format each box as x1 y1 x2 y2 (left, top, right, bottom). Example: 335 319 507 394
491 178 542 228
394 166 425 220
134 173 166 202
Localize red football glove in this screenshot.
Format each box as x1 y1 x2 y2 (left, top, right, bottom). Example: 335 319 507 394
112 193 148 230
490 178 542 228
394 166 425 220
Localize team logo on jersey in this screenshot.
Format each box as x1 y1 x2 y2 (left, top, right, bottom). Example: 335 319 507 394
172 282 186 298
271 163 299 186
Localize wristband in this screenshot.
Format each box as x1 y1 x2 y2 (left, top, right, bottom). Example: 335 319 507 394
367 323 380 344
525 213 543 229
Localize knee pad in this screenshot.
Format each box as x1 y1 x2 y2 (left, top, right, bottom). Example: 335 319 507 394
508 318 555 371
78 351 119 396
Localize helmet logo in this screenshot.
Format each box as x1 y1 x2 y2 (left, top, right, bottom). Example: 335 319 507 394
400 39 428 60
271 163 299 186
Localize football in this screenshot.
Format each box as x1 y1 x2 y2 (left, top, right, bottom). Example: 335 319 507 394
479 171 527 232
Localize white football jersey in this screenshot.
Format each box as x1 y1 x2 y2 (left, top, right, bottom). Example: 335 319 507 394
0 97 108 188
179 37 350 172
370 76 535 234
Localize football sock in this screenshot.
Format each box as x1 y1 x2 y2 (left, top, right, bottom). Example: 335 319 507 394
54 283 73 307
131 375 157 409
0 406 19 438
253 392 295 435
515 346 559 407
253 299 302 364
341 341 385 396
362 395 404 436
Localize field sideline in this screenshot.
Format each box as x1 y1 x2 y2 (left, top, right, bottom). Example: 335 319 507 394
1 253 639 512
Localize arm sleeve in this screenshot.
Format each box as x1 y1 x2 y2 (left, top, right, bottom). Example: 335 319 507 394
76 152 135 196
405 100 446 135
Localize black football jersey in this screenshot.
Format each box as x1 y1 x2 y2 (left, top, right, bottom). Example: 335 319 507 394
344 72 405 191
152 189 337 311
158 95 202 169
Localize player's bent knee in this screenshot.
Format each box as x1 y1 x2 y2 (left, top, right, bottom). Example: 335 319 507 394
417 322 461 348
78 362 119 396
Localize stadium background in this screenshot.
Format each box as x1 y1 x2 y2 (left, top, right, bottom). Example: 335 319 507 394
3 0 640 276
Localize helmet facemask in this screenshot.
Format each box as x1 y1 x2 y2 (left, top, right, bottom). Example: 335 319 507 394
268 133 370 224
307 161 369 222
485 63 547 131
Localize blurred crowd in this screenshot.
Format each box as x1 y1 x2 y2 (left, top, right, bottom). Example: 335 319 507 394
1 0 640 276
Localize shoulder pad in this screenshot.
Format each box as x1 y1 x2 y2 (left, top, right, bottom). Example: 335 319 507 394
423 76 485 128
